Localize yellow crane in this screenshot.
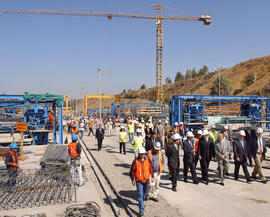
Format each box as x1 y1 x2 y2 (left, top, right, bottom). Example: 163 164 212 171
3 5 211 104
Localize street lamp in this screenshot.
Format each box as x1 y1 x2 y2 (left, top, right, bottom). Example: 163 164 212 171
97 68 102 120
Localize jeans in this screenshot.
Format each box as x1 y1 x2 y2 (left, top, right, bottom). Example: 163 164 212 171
8 169 17 187
136 181 148 213
80 130 84 139
129 133 134 143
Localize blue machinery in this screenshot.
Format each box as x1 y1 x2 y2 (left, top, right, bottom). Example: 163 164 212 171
87 108 111 117
0 94 64 144
111 103 166 118
169 95 270 130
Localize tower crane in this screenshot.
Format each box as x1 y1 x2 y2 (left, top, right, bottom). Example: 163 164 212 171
3 5 211 104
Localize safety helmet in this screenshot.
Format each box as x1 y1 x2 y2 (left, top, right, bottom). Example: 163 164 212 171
165 120 168 124
172 133 181 140
120 126 125 129
139 123 143 128
136 129 142 133
224 125 229 130
9 143 18 149
138 147 146 154
73 125 77 128
154 142 161 150
197 130 203 135
256 128 263 134
211 125 216 129
202 130 209 135
72 134 78 141
158 120 162 123
186 131 194 138
239 130 246 137
245 123 252 128
180 122 183 125
174 122 178 126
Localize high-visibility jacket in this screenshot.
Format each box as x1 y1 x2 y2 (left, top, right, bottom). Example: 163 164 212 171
128 124 135 133
68 142 79 158
209 131 218 143
141 124 145 131
6 151 19 170
119 132 127 143
148 150 163 173
195 137 199 152
133 136 144 152
133 156 152 183
71 128 78 135
178 125 185 136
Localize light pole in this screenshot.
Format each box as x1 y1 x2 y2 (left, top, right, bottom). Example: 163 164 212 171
97 68 102 120
81 88 85 115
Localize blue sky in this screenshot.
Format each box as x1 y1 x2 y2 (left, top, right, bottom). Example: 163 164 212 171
1 0 270 99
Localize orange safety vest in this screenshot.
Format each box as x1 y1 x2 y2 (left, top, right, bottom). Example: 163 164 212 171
195 138 199 152
133 157 151 183
7 151 19 170
71 128 78 135
148 150 163 173
68 142 79 158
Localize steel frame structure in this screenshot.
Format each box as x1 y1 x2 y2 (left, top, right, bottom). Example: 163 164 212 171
169 95 270 130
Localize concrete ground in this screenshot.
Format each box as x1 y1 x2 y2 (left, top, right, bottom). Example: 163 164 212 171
82 127 270 217
0 145 110 217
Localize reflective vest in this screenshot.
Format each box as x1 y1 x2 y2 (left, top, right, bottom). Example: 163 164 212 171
195 138 199 152
133 136 144 152
148 150 163 173
119 132 127 143
146 128 151 135
209 131 218 143
141 124 145 131
68 142 79 158
7 151 19 170
128 124 135 133
71 128 78 135
133 157 151 182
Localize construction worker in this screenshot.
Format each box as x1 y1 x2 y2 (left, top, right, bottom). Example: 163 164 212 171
79 120 85 139
128 121 135 143
183 132 199 184
107 119 113 136
138 124 145 139
209 125 218 144
68 134 83 186
119 126 127 154
215 133 231 186
71 124 78 136
144 123 152 139
251 128 268 183
88 120 95 136
173 122 179 134
141 119 145 131
95 124 105 151
155 120 164 148
178 122 185 137
244 123 256 166
164 120 171 148
48 111 54 130
166 133 181 192
5 143 19 186
130 147 153 217
194 130 202 168
165 130 174 151
133 129 144 157
146 142 164 202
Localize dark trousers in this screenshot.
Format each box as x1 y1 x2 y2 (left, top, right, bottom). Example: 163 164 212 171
8 169 17 187
234 160 251 180
97 139 103 151
183 161 197 181
195 154 199 168
119 142 126 154
248 156 253 166
169 167 178 189
88 127 95 136
200 159 210 181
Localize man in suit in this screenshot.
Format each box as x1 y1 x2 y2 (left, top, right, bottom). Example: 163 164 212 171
251 128 268 183
182 132 199 184
166 133 181 192
233 130 252 183
215 133 231 186
95 124 105 151
145 132 160 152
197 129 214 185
244 123 256 166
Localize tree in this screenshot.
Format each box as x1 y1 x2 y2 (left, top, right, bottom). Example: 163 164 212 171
198 65 209 76
140 84 146 89
210 75 231 95
165 77 172 84
185 69 192 80
191 68 197 78
122 89 126 94
174 71 184 82
244 72 255 86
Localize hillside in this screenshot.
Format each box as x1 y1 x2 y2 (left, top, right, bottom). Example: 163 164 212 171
122 55 270 103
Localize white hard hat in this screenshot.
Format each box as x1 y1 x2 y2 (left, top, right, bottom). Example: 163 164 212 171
239 130 246 137
136 118 139 120
174 122 178 126
159 120 162 123
224 125 229 130
141 120 144 122
245 123 252 128
172 133 181 140
165 120 168 124
120 126 125 129
211 125 216 129
139 123 143 127
197 130 203 135
186 131 194 137
146 123 149 126
180 122 183 125
154 142 161 150
138 147 146 154
202 130 209 135
136 129 142 133
257 128 263 134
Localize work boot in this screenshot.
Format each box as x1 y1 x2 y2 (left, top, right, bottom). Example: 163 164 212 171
145 195 150 201
172 187 177 192
219 181 224 186
262 179 268 184
184 178 187 183
140 212 144 216
193 180 199 185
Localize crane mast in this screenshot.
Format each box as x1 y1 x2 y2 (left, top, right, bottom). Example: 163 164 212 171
3 5 211 104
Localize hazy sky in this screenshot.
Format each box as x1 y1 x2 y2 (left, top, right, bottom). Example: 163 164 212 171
1 0 270 99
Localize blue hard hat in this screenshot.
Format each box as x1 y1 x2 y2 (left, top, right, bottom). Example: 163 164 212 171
9 143 18 149
73 125 77 128
72 134 78 141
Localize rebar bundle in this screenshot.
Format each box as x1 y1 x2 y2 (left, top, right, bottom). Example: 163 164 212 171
0 167 76 210
65 202 101 217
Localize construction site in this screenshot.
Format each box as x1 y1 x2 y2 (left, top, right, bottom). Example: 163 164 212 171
1 1 270 217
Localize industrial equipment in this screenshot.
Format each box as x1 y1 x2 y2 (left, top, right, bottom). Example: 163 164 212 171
84 95 116 115
169 95 270 131
3 5 211 104
111 103 166 119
